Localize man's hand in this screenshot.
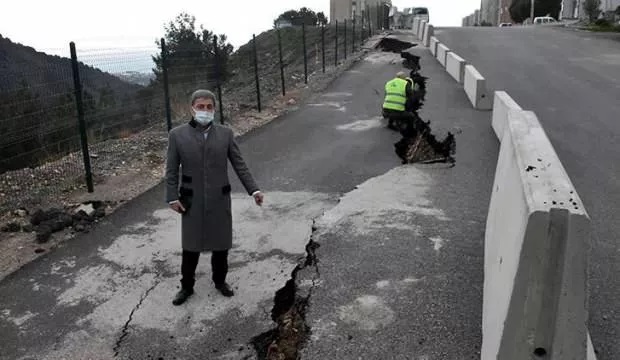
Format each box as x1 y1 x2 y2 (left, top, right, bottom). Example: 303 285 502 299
253 191 264 206
169 200 186 214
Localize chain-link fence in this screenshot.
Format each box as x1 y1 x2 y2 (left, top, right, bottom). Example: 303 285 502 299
0 9 385 214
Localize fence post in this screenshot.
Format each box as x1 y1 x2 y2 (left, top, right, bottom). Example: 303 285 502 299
277 28 285 96
252 34 261 112
335 20 338 66
368 7 372 37
321 24 326 73
213 36 225 124
344 19 347 60
302 22 308 84
361 10 365 44
160 39 173 131
69 42 94 193
352 18 356 53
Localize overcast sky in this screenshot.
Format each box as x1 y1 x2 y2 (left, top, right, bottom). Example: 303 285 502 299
1 0 480 52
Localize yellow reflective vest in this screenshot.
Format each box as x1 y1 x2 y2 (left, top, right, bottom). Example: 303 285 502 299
383 78 408 111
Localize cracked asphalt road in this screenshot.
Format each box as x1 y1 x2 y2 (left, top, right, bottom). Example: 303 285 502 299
0 32 496 359
300 36 498 359
0 37 413 359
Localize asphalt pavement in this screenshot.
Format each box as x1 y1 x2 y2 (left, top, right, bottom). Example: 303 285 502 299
435 25 620 360
0 32 497 360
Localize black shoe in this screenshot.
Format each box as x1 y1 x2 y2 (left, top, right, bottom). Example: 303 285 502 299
215 282 235 297
172 288 194 306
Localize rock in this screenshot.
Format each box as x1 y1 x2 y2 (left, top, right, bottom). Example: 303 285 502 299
74 204 95 217
31 208 64 226
287 99 297 105
36 226 53 243
34 248 45 254
1 222 21 232
74 223 86 232
15 209 28 217
61 214 73 227
22 224 34 233
49 219 66 233
30 209 46 225
94 207 106 218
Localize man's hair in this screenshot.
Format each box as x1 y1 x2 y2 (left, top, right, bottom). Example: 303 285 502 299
396 71 406 79
190 89 217 106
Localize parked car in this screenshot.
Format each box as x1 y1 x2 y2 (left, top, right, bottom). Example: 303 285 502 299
499 22 513 27
412 7 429 23
533 16 557 25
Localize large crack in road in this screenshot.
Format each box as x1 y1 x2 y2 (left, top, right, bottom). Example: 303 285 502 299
113 278 161 357
251 220 321 360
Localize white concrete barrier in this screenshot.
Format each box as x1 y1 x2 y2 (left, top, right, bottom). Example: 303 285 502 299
413 18 419 34
491 91 522 141
423 24 434 47
418 20 427 40
484 109 592 360
446 52 467 84
430 36 439 56
436 43 450 67
464 65 492 110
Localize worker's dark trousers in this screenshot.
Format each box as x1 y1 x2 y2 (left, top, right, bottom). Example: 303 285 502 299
180 250 228 290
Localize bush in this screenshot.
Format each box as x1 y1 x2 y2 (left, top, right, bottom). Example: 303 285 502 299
594 18 612 27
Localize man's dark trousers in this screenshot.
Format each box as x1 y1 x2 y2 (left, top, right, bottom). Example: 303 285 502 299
181 250 228 290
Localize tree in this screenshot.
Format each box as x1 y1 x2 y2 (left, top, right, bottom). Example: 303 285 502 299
317 12 328 26
615 5 620 15
274 7 320 26
509 0 562 23
583 0 602 22
98 83 116 109
152 13 233 91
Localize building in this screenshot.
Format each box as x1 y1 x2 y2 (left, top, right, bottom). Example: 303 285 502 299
330 0 392 28
478 0 515 25
597 0 620 15
560 0 580 19
569 0 620 20
275 19 293 29
480 0 500 25
498 0 513 24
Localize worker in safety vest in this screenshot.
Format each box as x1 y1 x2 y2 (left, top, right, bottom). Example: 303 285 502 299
382 71 413 129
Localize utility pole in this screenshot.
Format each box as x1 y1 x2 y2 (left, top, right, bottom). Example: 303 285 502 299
530 0 535 23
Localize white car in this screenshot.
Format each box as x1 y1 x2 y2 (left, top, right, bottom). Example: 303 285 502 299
533 16 557 25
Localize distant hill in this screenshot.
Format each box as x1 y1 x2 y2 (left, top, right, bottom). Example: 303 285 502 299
0 34 154 173
0 34 142 102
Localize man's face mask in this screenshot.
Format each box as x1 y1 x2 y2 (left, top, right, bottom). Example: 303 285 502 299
193 102 215 125
194 110 214 125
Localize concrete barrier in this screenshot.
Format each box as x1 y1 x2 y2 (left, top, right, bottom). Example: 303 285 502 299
446 52 467 83
418 20 427 40
436 43 450 67
423 24 434 47
430 36 439 56
491 91 522 141
464 65 492 110
484 109 592 360
413 18 419 34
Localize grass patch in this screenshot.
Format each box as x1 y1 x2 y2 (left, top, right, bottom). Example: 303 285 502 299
586 24 620 32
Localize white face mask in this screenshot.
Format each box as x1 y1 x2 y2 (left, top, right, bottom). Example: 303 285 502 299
194 110 214 125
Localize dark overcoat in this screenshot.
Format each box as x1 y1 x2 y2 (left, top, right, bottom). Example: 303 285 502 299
165 119 259 252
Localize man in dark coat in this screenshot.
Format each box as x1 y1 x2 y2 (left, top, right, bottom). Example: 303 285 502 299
165 89 264 305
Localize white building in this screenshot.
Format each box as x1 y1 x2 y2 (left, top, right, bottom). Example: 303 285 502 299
330 0 392 26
